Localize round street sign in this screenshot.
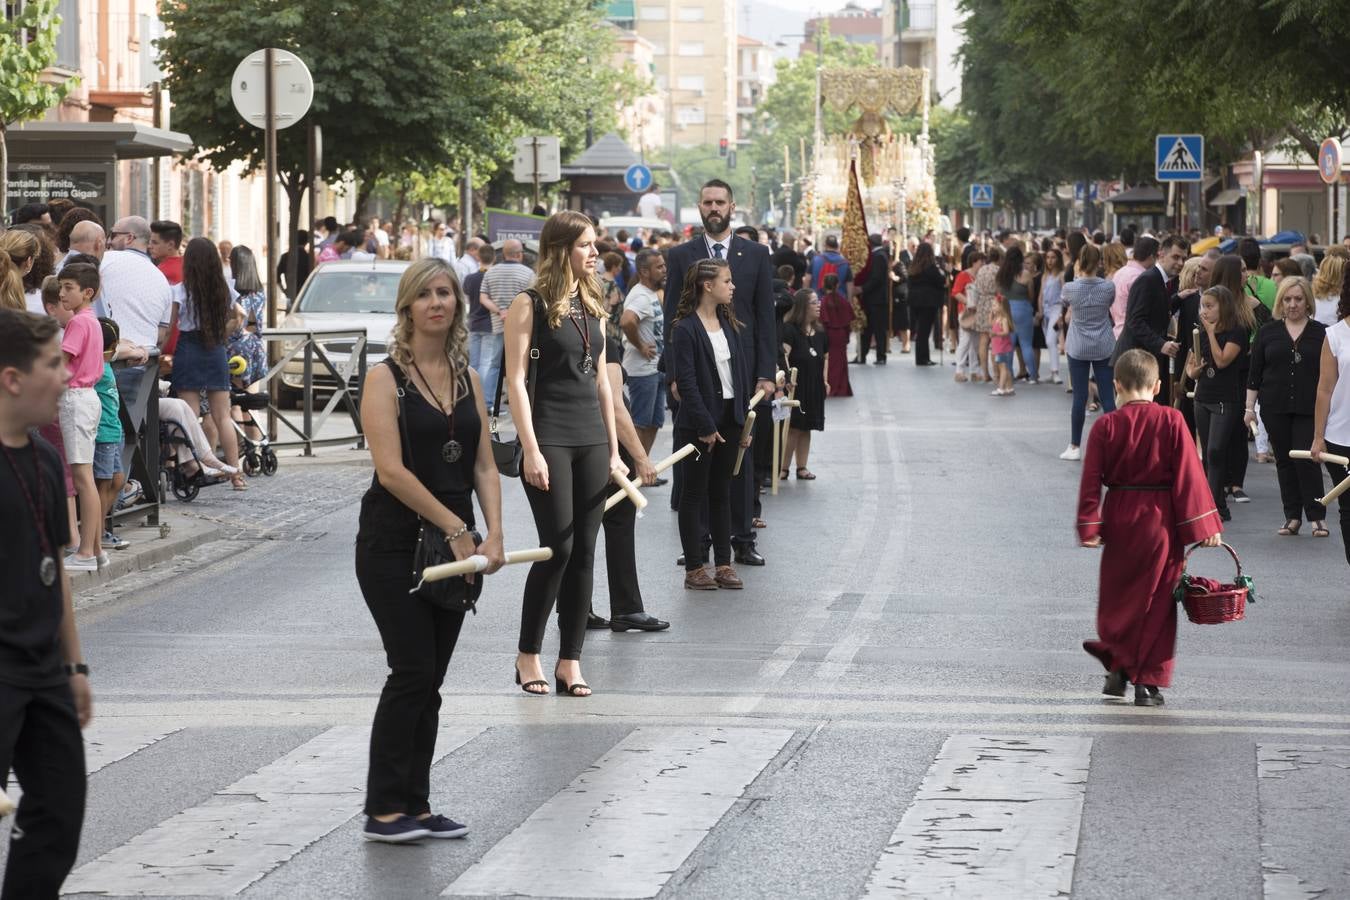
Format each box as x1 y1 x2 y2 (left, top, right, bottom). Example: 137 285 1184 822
1319 138 1342 186
231 49 314 130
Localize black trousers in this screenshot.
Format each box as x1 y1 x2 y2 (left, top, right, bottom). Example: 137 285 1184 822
861 302 889 361
1261 410 1327 522
597 444 645 618
671 399 756 549
676 402 739 570
0 681 86 900
520 443 609 660
356 540 465 818
911 307 939 365
1324 439 1350 567
1197 400 1243 513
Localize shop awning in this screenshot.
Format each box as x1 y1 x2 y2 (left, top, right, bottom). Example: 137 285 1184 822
5 121 192 160
1209 188 1243 207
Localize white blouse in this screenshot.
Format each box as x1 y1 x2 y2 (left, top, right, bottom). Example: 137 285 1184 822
707 327 735 399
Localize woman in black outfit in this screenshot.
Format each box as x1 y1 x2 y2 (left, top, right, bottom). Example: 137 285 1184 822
907 241 947 366
780 288 827 480
505 211 625 697
355 257 504 843
671 257 751 591
1186 284 1256 522
1210 254 1268 502
1245 276 1328 536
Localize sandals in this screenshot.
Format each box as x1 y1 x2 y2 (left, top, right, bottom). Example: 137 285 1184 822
779 469 789 481
514 665 549 695
795 468 816 480
752 517 767 529
1312 522 1330 538
1278 520 1301 536
555 677 592 697
230 474 249 491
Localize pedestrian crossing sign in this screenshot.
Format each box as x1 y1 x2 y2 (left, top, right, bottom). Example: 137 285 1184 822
970 183 994 208
1156 134 1204 182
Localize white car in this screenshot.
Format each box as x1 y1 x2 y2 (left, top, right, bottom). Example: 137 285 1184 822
276 259 408 404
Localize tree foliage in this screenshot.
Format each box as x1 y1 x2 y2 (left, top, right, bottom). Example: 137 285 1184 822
956 0 1350 207
0 0 79 211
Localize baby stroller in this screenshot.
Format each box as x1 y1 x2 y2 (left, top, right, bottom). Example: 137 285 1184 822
160 418 228 502
229 355 278 477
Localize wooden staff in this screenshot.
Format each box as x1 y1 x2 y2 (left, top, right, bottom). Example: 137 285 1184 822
731 389 766 477
770 372 786 495
610 467 648 512
603 443 698 511
418 547 554 584
1180 326 1201 401
1290 450 1350 505
779 367 799 478
770 398 800 496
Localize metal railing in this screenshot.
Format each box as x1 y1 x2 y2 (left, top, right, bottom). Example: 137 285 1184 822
258 328 369 455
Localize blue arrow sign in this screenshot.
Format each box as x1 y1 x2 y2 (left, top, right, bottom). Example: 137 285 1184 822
624 164 653 193
970 183 994 208
1156 134 1204 182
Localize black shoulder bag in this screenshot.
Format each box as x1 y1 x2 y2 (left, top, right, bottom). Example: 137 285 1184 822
391 362 484 614
490 290 543 478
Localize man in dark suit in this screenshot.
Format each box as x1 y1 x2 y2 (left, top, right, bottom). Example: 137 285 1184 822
859 234 892 364
1111 235 1189 405
664 179 776 566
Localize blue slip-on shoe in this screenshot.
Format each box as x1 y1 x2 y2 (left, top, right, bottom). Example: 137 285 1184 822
362 815 431 843
420 814 469 839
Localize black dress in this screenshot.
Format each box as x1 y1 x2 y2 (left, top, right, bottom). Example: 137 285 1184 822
782 322 826 431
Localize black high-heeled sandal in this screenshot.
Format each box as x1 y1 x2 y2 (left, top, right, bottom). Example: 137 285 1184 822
1277 519 1301 536
555 677 591 697
514 666 549 695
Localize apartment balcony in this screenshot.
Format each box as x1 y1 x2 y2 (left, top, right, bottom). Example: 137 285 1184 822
898 1 935 38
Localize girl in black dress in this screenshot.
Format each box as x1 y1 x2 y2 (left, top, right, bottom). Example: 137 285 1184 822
780 288 827 480
355 257 505 843
505 211 626 697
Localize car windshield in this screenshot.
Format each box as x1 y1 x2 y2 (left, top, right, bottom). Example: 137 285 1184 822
296 271 401 314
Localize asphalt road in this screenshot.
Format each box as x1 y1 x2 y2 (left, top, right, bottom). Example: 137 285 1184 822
6 351 1349 900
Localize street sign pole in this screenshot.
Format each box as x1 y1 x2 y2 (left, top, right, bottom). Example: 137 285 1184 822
532 138 540 211
265 47 278 331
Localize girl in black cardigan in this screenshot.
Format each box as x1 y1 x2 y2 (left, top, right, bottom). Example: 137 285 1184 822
670 257 751 591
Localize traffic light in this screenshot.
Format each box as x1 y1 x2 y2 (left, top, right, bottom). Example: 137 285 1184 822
719 137 728 157
727 150 737 170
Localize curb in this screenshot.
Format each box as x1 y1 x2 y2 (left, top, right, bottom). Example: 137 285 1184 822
70 513 226 594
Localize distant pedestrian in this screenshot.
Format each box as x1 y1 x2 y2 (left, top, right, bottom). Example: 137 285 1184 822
818 273 853 396
0 308 94 899
809 234 852 297
858 234 891 364
1311 248 1346 327
951 250 984 381
989 293 1015 396
619 248 667 453
1078 349 1222 707
225 246 267 387
355 257 504 843
972 245 1002 381
1060 244 1117 459
996 245 1039 382
479 239 532 406
907 241 946 368
148 220 184 285
0 229 39 312
779 288 827 478
1041 247 1066 383
54 263 105 570
463 241 496 385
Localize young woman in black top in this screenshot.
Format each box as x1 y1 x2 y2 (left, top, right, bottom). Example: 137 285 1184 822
1245 276 1329 536
907 241 948 367
780 288 827 479
505 211 625 697
355 258 504 843
671 257 751 590
1186 284 1256 521
1210 254 1267 502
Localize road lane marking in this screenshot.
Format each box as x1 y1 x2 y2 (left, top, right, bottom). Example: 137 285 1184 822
442 726 792 899
84 718 183 775
863 734 1091 898
62 724 484 896
1257 744 1350 900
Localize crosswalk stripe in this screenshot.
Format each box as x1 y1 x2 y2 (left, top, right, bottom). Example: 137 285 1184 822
1257 744 1350 899
84 719 183 775
862 734 1092 898
443 726 793 899
62 724 484 896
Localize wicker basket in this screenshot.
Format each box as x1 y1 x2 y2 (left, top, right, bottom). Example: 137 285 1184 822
1174 541 1252 624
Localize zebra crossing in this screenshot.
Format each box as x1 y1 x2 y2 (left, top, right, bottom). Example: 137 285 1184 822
4 718 1345 898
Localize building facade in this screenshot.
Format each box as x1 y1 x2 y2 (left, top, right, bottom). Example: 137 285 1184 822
607 0 738 149
608 24 667 157
735 35 776 146
880 0 965 107
802 2 883 60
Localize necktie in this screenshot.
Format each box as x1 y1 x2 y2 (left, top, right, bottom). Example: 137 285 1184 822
712 243 724 259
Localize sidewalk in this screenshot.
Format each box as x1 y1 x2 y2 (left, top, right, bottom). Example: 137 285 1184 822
72 444 373 603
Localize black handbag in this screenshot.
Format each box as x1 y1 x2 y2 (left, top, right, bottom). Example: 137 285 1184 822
490 290 542 478
392 363 484 614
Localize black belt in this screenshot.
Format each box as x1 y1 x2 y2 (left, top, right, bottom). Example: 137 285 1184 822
1106 484 1170 491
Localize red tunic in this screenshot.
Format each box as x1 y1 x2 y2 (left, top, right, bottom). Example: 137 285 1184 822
1077 402 1221 687
819 291 853 397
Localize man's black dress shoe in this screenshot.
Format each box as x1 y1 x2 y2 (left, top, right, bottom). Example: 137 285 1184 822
586 613 610 630
1134 684 1164 706
676 551 709 567
734 546 765 566
610 613 670 632
1102 669 1127 697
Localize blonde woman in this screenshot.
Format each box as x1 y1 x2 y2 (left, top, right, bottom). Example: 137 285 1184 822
1311 247 1347 326
505 210 625 698
0 229 38 311
356 257 504 843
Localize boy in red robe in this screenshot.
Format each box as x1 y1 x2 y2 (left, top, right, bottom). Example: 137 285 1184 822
1077 349 1222 706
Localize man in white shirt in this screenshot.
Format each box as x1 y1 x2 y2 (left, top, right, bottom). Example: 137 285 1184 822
479 240 533 403
456 237 482 282
620 248 667 452
637 183 662 220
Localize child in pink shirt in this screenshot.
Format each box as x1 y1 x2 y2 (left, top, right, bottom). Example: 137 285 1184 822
56 262 105 569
